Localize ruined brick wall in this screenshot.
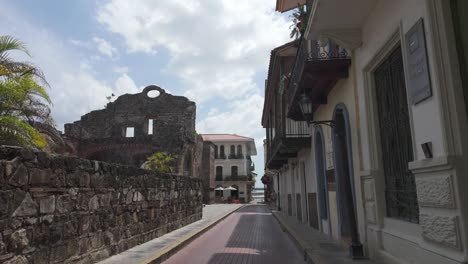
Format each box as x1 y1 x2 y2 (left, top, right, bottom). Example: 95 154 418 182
64 85 197 171
201 142 215 204
0 146 202 264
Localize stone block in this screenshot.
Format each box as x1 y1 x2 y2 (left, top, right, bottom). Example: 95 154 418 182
12 193 38 217
29 168 53 186
56 195 73 214
8 164 28 187
133 191 144 202
99 193 111 207
31 248 49 264
420 213 461 249
0 191 10 218
49 245 68 263
3 256 28 264
66 239 79 257
9 229 29 250
78 215 90 235
416 175 455 208
0 253 14 262
88 195 99 211
40 196 55 214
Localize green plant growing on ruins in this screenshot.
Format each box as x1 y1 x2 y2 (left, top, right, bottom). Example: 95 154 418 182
145 152 177 173
0 35 54 148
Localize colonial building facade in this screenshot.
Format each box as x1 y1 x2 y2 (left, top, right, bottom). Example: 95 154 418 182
201 134 257 203
264 0 468 263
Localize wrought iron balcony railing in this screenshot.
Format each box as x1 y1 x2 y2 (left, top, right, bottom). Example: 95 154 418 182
216 175 252 181
287 37 350 113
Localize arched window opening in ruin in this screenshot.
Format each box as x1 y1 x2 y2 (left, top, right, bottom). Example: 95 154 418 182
216 166 223 181
231 166 238 177
125 127 134 138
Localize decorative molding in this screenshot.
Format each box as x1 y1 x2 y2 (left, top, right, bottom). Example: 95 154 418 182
363 179 375 202
415 175 456 208
408 155 454 173
420 214 462 250
317 28 363 50
365 202 376 224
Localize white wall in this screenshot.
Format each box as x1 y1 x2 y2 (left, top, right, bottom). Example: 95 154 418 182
355 0 468 263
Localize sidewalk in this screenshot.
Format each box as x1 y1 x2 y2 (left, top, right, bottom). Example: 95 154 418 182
272 210 375 264
98 204 244 264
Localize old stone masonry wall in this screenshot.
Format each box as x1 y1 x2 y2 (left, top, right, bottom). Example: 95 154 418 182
0 146 203 264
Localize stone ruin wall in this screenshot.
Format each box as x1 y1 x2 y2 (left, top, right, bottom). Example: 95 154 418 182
0 146 202 264
63 85 198 174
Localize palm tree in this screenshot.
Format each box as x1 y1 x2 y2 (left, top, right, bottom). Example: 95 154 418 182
0 35 53 148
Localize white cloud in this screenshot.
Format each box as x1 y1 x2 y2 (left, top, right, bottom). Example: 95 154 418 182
97 0 291 102
92 37 118 58
0 5 138 130
114 73 139 96
113 66 129 74
196 93 264 137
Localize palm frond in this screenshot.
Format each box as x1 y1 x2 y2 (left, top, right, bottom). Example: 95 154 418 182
0 35 30 57
0 115 45 148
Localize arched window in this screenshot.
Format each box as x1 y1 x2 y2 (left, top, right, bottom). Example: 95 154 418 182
231 166 238 177
219 145 225 159
216 166 223 181
214 145 218 159
237 145 243 158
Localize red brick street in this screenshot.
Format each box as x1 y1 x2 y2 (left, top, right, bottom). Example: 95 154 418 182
163 205 305 264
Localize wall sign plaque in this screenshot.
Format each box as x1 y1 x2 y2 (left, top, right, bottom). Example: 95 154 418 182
405 18 432 105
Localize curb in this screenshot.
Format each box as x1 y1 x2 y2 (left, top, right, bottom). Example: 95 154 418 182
140 204 246 264
271 211 314 264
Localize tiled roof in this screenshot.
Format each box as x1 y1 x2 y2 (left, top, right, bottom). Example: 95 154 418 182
200 134 254 141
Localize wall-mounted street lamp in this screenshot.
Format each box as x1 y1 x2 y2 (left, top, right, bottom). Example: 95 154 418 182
299 92 334 128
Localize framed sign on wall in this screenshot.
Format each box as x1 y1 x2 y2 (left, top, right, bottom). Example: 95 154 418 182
405 18 432 105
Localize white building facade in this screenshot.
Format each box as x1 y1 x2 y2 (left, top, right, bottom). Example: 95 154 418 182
201 134 257 203
265 0 468 263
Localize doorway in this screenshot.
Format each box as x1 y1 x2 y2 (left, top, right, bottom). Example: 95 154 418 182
332 104 363 258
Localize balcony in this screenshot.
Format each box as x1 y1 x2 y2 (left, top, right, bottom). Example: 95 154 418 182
228 154 244 160
216 154 226 160
216 175 252 182
287 37 351 120
266 118 311 170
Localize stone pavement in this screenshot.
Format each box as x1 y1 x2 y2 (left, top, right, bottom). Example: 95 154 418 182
98 204 243 264
272 210 376 264
163 204 305 264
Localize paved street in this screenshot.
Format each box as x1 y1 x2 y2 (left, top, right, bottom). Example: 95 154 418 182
163 204 305 264
99 204 242 264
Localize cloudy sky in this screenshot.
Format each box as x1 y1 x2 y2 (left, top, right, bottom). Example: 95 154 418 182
0 0 292 187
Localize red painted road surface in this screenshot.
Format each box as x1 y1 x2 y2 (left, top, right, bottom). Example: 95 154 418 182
163 205 305 264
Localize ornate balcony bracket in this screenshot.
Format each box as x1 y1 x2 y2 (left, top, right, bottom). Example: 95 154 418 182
317 28 362 51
